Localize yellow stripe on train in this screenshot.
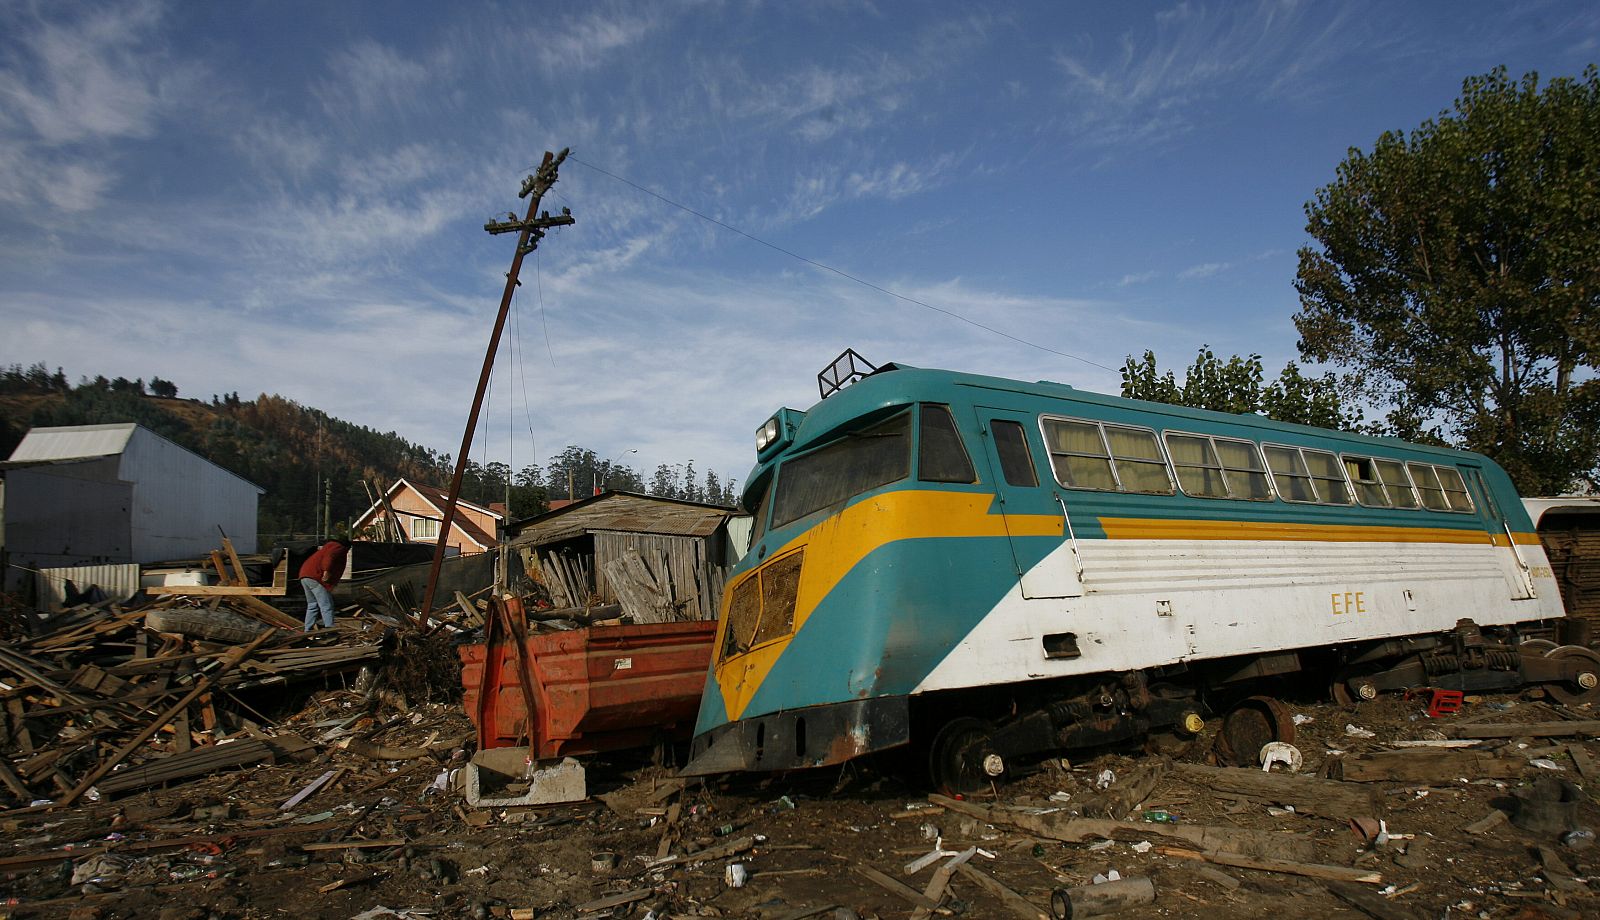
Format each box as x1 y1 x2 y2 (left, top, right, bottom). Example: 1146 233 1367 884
716 490 1060 721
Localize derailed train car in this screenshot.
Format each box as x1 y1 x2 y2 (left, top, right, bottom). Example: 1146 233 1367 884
684 356 1592 791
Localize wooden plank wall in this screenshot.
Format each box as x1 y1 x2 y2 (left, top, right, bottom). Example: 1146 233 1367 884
593 532 719 621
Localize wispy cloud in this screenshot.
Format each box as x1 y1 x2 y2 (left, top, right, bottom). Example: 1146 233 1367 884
1118 270 1158 287
1178 261 1229 280
0 0 196 214
1050 0 1369 149
315 40 444 121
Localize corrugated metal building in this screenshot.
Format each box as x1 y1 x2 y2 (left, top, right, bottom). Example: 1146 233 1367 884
506 491 748 621
2 423 263 591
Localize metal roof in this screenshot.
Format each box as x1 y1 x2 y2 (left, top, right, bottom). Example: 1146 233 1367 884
7 423 137 462
1524 495 1600 527
508 491 732 547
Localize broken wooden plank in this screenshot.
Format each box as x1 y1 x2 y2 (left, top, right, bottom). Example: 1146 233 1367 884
575 889 652 913
281 769 338 811
1567 743 1597 783
1444 720 1600 739
1326 882 1420 920
954 862 1049 920
1158 846 1383 884
221 537 249 586
302 838 407 851
929 793 1318 862
853 865 939 910
1170 762 1380 819
911 847 978 920
1331 749 1525 783
57 629 274 807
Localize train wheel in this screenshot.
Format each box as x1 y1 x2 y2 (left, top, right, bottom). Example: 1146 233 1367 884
1520 639 1559 654
1543 646 1600 707
928 717 1003 796
1214 696 1295 767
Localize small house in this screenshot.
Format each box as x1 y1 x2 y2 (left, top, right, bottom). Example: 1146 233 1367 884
505 491 745 621
352 478 504 555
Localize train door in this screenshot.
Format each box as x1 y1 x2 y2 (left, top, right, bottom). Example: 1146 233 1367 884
1461 464 1537 600
973 407 1083 598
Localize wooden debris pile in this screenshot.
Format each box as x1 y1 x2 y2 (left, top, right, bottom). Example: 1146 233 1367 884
0 588 387 809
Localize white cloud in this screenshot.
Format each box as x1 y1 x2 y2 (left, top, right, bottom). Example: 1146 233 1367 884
1050 0 1367 148
316 40 440 120
1178 261 1229 280
0 0 195 214
1118 270 1158 287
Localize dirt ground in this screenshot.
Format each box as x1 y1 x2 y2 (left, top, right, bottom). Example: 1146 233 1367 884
3 689 1599 920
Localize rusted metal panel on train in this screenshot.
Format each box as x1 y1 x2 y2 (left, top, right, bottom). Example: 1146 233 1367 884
460 615 716 758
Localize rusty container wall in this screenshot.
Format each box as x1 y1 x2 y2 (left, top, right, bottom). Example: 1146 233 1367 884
460 620 717 759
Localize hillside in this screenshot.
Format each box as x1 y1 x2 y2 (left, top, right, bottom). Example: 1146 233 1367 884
0 365 521 544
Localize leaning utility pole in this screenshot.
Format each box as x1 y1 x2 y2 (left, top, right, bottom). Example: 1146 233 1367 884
420 148 574 618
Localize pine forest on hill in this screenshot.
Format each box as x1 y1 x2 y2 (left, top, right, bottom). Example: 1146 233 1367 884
0 363 738 547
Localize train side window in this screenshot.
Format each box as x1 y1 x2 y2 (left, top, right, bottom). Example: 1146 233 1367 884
1303 449 1353 504
770 411 911 528
1344 456 1391 507
1436 466 1475 512
1104 425 1174 494
1166 433 1228 498
1215 437 1272 500
1043 419 1116 490
1264 445 1317 503
918 404 977 484
990 420 1039 487
1374 459 1420 509
1407 462 1450 510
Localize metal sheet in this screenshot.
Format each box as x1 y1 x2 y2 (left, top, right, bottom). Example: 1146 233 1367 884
34 563 142 611
7 423 136 462
460 618 717 757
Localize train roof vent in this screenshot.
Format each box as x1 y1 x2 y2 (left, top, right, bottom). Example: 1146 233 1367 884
818 348 884 399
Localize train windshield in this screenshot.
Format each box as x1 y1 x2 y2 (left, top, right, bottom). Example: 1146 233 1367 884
770 411 911 528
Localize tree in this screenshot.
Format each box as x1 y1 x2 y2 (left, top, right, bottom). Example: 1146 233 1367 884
1295 66 1600 492
149 376 178 398
1120 348 1349 430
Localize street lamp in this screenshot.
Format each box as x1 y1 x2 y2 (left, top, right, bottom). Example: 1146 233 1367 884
596 448 638 495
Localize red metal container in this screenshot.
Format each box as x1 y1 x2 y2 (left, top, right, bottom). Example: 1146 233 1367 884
459 612 717 758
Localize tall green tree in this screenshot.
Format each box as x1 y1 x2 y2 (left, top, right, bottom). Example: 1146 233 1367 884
1120 348 1350 430
1295 66 1600 493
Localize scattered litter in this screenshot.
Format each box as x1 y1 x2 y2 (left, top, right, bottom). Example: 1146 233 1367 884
1095 769 1116 790
1530 758 1564 771
1345 724 1377 739
1049 791 1073 803
904 849 954 874
1129 840 1152 854
1091 869 1122 884
1292 714 1314 725
723 862 748 888
1260 741 1303 773
351 909 436 920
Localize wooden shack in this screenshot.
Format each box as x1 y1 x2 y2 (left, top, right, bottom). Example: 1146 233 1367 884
505 491 743 623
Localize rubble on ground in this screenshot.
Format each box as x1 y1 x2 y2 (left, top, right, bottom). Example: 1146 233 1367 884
4 580 1600 918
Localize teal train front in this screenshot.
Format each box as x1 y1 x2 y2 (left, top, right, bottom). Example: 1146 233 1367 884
684 359 1583 791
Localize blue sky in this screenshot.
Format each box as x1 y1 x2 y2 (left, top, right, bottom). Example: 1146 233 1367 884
2 1 1596 490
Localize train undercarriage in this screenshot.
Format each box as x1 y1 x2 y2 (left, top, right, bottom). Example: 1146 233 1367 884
919 618 1600 795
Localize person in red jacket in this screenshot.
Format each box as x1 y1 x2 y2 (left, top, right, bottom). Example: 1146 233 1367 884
299 538 351 631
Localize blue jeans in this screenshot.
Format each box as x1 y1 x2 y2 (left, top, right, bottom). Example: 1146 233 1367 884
301 577 336 630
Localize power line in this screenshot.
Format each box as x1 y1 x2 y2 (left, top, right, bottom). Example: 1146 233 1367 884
535 249 557 371
565 153 1119 374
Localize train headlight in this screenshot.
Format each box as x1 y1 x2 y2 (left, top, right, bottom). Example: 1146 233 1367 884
756 418 779 452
